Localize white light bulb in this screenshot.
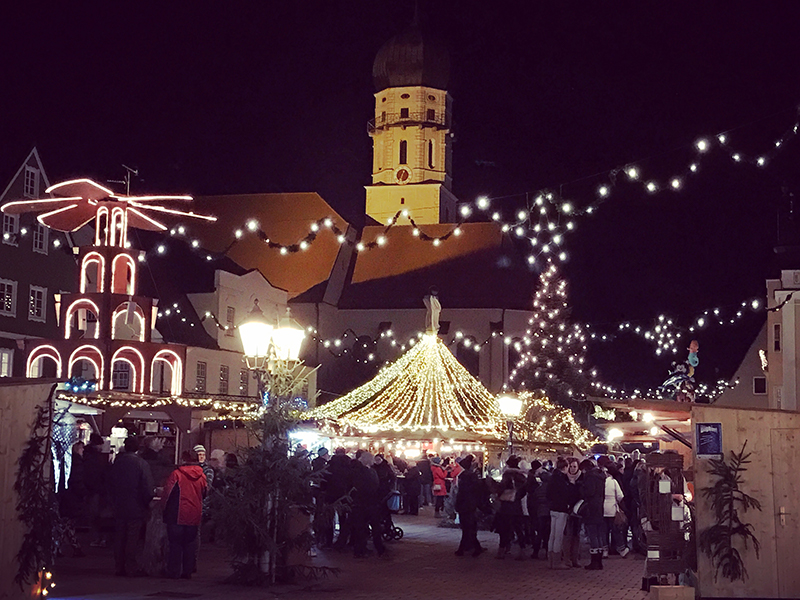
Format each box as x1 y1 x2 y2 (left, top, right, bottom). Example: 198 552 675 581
559 252 567 261
246 219 258 231
280 247 288 255
717 134 727 144
626 167 639 180
460 205 472 217
751 299 760 310
553 234 562 244
376 235 386 246
412 228 420 237
517 210 528 221
535 196 544 206
311 222 319 232
530 237 538 246
598 185 609 197
299 241 308 250
234 229 243 239
323 218 333 227
671 178 681 190
191 239 200 248
527 255 535 264
542 244 550 253
492 212 501 221
646 182 658 193
337 234 345 243
515 226 524 237
453 227 462 236
733 153 741 162
433 238 441 246
757 156 766 167
562 203 572 213
157 244 166 254
477 196 490 209
696 138 709 152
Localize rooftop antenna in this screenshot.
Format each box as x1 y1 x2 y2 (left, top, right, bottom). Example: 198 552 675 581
108 165 139 196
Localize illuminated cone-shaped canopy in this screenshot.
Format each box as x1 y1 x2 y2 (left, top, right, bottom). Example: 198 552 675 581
310 334 505 438
513 391 596 449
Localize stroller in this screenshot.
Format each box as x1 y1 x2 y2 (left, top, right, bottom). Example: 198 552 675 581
381 490 404 541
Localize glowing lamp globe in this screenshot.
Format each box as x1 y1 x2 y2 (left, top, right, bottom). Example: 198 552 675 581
497 394 523 419
271 310 305 362
239 301 274 368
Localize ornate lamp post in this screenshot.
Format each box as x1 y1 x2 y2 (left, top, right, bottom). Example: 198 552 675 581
238 301 306 407
498 394 523 456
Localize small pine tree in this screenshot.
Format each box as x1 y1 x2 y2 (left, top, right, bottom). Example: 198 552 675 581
510 262 594 412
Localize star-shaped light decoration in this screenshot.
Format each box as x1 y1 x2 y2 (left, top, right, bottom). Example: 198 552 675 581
1 178 216 233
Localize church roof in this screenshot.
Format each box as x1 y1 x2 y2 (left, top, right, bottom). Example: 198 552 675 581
292 222 540 310
189 192 350 298
373 23 450 92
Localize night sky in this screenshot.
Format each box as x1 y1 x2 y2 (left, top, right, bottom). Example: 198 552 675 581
4 2 800 391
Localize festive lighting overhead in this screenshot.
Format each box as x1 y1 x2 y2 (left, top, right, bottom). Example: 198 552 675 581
309 334 505 436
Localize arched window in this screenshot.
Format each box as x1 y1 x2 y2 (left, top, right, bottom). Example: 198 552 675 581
399 140 408 165
109 207 126 247
95 207 109 246
112 347 145 393
27 345 62 378
111 254 136 295
428 140 434 169
112 302 146 341
68 345 105 389
81 252 105 293
151 350 183 396
65 299 101 339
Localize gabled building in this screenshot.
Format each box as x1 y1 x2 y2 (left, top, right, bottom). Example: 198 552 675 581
0 149 78 378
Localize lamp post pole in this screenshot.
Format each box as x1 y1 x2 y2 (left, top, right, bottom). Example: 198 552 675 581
238 302 307 582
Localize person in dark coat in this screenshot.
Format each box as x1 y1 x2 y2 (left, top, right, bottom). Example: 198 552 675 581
579 458 607 570
545 457 572 569
495 455 528 560
139 436 174 488
162 449 208 578
454 454 486 557
311 447 333 547
417 454 433 507
109 437 154 576
526 460 552 559
350 452 385 557
84 433 110 547
326 448 353 548
403 461 422 515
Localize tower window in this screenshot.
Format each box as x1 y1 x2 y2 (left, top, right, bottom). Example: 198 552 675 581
400 198 405 205
427 109 435 121
381 111 386 123
381 97 386 103
400 93 410 99
774 323 781 352
428 140 434 169
400 108 409 119
399 140 408 165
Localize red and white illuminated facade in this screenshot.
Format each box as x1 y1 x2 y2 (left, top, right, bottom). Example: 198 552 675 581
2 178 215 396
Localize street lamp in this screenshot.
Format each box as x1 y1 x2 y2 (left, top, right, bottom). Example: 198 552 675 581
239 301 306 407
498 394 523 455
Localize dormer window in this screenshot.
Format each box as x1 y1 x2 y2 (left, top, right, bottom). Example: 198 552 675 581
24 167 39 198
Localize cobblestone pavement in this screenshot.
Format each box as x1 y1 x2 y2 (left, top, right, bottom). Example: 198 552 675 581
53 510 648 600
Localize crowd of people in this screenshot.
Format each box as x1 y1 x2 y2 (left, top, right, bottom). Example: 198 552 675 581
453 452 652 571
60 434 238 579
60 435 661 577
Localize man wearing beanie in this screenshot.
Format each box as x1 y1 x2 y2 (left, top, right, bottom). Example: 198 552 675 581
193 445 214 489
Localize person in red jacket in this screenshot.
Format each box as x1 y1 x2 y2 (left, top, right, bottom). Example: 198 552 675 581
162 449 208 579
431 456 448 517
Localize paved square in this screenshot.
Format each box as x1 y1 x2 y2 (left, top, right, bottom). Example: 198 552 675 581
53 511 648 600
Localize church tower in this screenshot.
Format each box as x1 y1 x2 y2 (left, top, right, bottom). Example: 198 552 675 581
366 23 457 225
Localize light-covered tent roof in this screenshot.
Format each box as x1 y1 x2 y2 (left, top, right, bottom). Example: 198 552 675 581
309 334 595 448
309 333 505 440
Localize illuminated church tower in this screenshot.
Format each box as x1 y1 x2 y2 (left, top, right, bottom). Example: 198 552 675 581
365 22 457 225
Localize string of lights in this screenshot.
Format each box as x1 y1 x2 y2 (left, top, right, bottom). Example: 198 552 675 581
308 334 506 437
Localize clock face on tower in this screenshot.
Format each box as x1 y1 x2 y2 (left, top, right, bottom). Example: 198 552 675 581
394 167 412 184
